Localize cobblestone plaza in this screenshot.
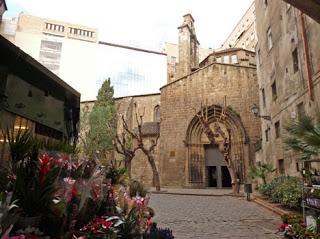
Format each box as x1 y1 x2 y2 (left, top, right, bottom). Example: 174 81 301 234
150 193 282 239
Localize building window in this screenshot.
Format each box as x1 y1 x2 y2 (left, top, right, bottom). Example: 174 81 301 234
278 159 285 175
297 102 305 120
154 105 160 122
45 23 64 32
286 3 292 10
250 32 255 40
265 128 270 142
262 88 266 107
264 0 268 8
267 27 273 50
223 55 229 64
257 49 261 65
245 38 249 46
275 121 280 138
296 162 300 172
271 80 277 101
292 48 299 73
39 40 62 75
170 56 176 63
231 55 238 64
216 57 222 63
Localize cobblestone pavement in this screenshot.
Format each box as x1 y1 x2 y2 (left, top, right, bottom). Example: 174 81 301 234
149 193 282 239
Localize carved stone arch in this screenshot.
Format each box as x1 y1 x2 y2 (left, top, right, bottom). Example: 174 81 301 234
185 104 249 187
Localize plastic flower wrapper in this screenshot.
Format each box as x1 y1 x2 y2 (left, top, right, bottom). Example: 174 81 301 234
75 218 116 238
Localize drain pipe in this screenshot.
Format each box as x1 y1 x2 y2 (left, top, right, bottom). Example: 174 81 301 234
300 11 314 101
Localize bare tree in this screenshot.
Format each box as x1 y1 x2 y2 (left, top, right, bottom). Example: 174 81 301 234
195 98 240 194
119 104 161 191
113 127 139 178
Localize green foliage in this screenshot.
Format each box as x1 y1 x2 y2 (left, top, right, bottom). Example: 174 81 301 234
129 180 148 198
0 193 19 237
116 207 141 239
291 223 319 239
284 115 320 160
143 223 175 239
281 213 303 224
12 161 60 216
88 106 115 152
250 163 275 184
105 164 128 185
7 130 38 173
82 78 116 157
227 106 240 118
258 176 302 209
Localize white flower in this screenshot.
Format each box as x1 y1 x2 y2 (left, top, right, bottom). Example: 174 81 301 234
63 177 76 185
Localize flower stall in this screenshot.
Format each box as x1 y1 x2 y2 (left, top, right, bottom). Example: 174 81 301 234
0 130 174 239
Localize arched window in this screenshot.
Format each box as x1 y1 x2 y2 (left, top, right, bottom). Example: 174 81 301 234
154 105 160 122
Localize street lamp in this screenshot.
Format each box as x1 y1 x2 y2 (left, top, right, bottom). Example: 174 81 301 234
250 103 271 121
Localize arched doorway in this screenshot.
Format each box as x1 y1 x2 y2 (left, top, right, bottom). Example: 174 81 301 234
205 144 231 188
185 105 249 188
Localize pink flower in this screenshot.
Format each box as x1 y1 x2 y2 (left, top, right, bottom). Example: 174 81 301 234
134 196 145 206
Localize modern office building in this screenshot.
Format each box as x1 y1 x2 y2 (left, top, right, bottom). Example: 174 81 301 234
97 42 167 98
0 13 167 100
0 34 80 160
0 13 98 101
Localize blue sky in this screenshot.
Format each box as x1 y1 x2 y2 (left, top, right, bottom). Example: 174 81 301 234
4 0 254 51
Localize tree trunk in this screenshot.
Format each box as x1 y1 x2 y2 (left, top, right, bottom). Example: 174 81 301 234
125 159 132 179
147 154 161 191
262 176 267 185
227 162 240 194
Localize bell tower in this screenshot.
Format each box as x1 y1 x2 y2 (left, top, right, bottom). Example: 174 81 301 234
177 14 199 78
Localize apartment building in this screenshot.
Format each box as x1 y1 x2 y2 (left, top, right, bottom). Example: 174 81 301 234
221 2 257 51
254 0 320 175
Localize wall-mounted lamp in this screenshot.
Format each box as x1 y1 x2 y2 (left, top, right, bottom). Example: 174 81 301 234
250 103 271 121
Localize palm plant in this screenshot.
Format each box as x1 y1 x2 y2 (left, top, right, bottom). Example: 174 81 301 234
7 129 37 174
250 163 275 184
284 115 320 160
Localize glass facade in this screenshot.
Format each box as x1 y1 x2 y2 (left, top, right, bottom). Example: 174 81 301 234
96 44 167 98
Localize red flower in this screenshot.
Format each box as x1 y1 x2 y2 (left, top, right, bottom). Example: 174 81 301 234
39 154 53 184
278 223 289 231
71 186 77 198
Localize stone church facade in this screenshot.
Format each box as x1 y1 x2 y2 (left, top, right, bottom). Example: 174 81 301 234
159 15 260 188
81 14 261 188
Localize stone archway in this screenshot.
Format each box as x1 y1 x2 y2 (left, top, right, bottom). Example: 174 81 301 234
185 105 249 188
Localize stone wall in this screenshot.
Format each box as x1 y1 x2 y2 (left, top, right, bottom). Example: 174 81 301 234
80 94 161 187
255 0 320 176
160 62 260 187
114 94 161 186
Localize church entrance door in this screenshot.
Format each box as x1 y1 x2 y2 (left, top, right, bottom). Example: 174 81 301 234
205 144 231 189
